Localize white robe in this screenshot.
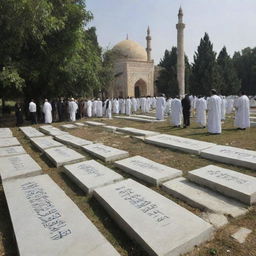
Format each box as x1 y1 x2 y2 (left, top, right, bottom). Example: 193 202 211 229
170 98 182 126
221 97 227 120
226 99 234 114
156 97 166 120
87 100 92 117
131 98 137 112
125 98 132 116
113 99 119 114
195 98 207 127
145 98 151 113
96 100 103 117
43 102 52 124
68 101 78 121
92 101 97 117
105 100 112 118
140 97 146 113
207 95 222 133
234 95 250 129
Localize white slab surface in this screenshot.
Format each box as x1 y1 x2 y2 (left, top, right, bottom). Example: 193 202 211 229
103 126 118 132
115 156 182 186
116 127 159 137
39 125 68 136
44 146 86 167
94 179 214 256
0 146 26 157
61 124 77 129
82 143 129 162
0 128 13 138
162 177 247 217
200 145 256 170
63 160 124 194
114 116 165 123
55 134 92 148
0 154 42 181
3 175 120 256
85 121 105 126
75 122 86 127
145 134 215 155
30 136 63 152
188 165 256 205
231 227 252 244
0 137 20 148
20 126 45 138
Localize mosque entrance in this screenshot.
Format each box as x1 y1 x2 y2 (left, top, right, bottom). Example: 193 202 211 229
134 79 147 98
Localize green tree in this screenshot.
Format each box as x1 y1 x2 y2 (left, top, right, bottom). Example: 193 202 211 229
217 46 240 95
190 33 221 96
157 47 190 97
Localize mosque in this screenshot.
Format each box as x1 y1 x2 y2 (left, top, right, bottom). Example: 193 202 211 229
109 7 185 98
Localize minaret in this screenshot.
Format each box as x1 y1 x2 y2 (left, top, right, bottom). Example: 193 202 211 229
146 26 152 61
176 7 185 96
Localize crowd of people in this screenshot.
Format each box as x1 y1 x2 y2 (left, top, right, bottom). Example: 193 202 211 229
14 90 255 135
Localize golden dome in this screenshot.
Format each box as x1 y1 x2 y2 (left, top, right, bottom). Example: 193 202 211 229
112 39 147 61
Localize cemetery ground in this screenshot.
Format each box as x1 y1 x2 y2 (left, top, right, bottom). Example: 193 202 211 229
0 114 256 256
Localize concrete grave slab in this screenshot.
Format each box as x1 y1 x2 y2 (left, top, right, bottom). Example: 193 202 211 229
162 177 247 217
145 134 215 155
39 125 68 136
231 227 252 244
85 121 105 126
251 122 256 127
30 136 63 152
63 160 124 194
103 126 118 132
75 122 86 127
131 114 157 120
0 154 42 181
0 137 20 148
55 134 92 148
115 156 182 186
20 126 45 138
3 175 120 256
114 116 165 123
94 179 214 256
200 145 256 169
0 128 13 138
44 146 86 167
116 127 159 137
201 213 228 228
82 143 129 162
0 146 26 157
61 124 77 129
188 165 256 205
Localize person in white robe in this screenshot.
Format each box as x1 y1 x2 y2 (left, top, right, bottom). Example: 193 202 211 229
226 97 234 114
195 96 207 127
68 98 78 121
96 98 103 117
131 97 137 113
165 97 172 116
125 97 132 116
43 99 52 124
170 96 182 126
92 99 97 117
145 97 151 113
234 91 250 129
221 96 227 121
87 99 92 117
104 98 112 119
136 98 141 110
119 98 125 114
156 95 166 120
152 97 157 109
113 98 119 114
207 89 222 134
140 97 146 113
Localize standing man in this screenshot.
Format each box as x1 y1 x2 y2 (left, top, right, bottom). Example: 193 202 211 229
125 97 132 116
57 98 65 122
68 98 78 121
105 98 112 119
170 96 182 127
181 94 191 128
195 96 207 128
156 94 166 120
87 99 92 117
234 91 250 130
207 89 222 134
29 99 37 124
42 99 52 124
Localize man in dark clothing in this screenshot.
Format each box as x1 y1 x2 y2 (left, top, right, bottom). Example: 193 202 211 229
181 94 191 128
57 98 65 122
15 103 24 126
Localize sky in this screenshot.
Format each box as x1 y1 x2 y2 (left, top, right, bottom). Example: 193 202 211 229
86 0 256 64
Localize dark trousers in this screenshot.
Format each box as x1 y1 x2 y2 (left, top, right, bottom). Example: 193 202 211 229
183 110 190 127
30 112 37 124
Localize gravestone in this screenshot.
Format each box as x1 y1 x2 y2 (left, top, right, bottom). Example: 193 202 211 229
61 124 77 129
85 121 105 126
3 175 120 256
82 143 129 162
75 122 86 127
162 177 247 217
131 114 157 120
0 154 42 181
145 134 215 155
115 156 182 186
55 134 92 148
0 137 20 148
63 160 124 194
94 179 214 256
0 146 26 158
30 136 63 152
39 125 68 136
188 165 256 205
116 127 159 137
44 146 86 167
200 145 256 170
114 116 164 123
20 126 45 138
0 128 13 138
